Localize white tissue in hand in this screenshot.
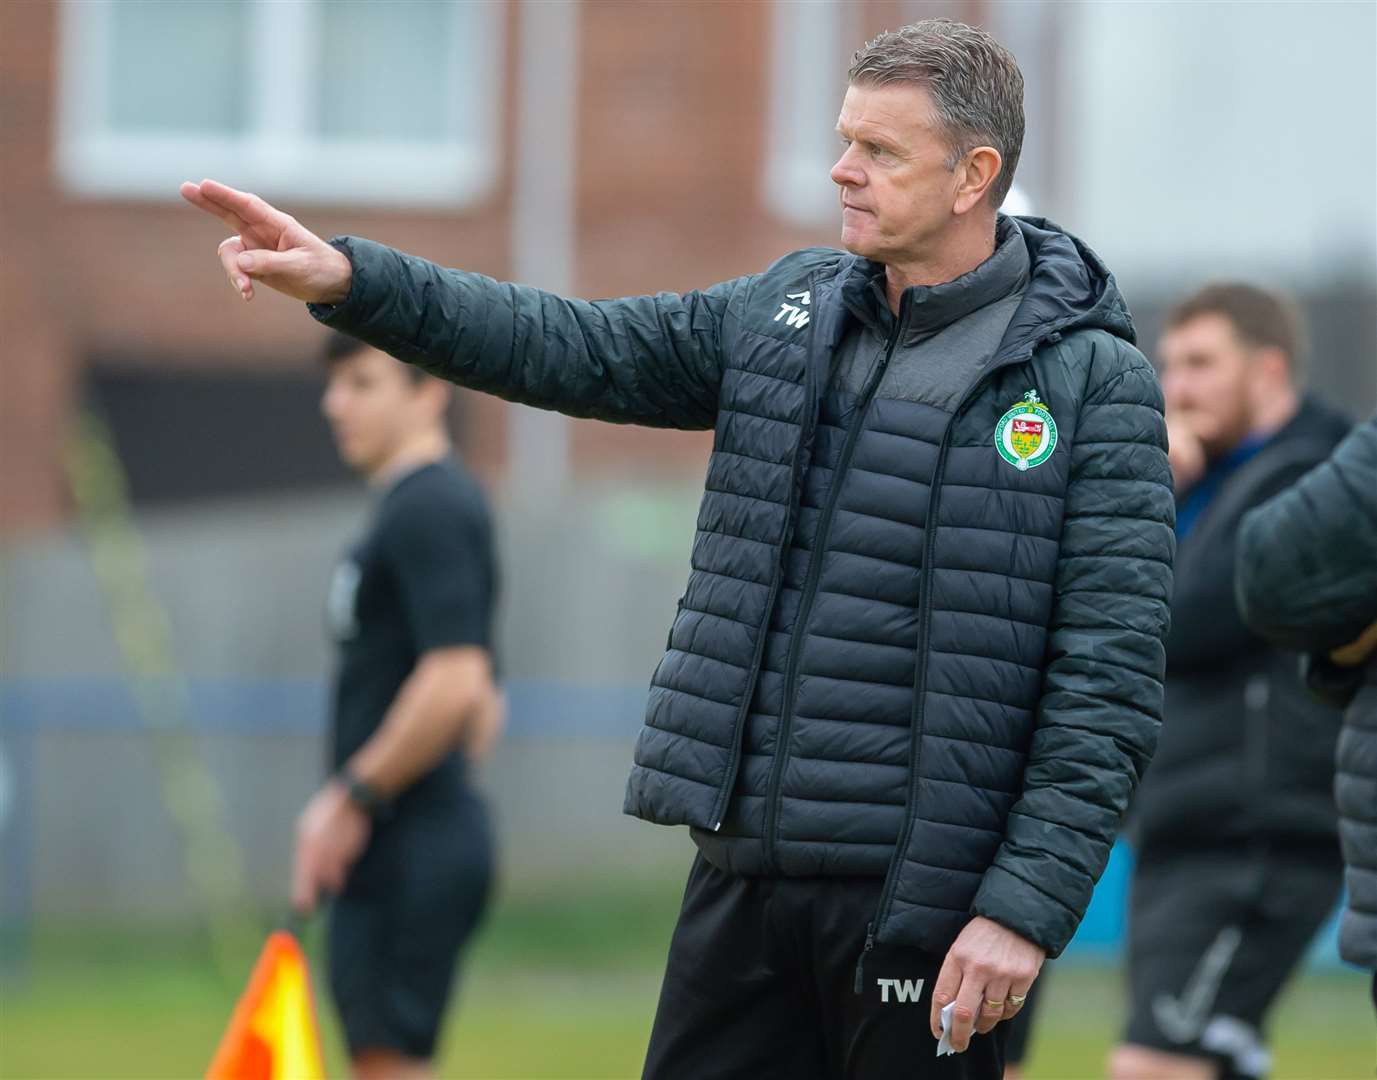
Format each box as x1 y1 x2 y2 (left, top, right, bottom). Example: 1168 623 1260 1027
936 1001 959 1056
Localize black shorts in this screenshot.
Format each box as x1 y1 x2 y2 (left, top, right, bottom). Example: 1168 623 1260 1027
642 855 1005 1080
1124 847 1341 1080
327 790 494 1060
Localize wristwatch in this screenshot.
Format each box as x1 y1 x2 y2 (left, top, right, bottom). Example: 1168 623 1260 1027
337 766 392 819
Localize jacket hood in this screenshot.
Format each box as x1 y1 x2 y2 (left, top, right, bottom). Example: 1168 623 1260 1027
1001 215 1137 349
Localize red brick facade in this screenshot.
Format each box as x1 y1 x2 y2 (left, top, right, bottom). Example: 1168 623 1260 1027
0 0 985 534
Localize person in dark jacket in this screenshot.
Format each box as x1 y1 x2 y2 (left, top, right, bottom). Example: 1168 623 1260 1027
1237 415 1377 1015
1110 285 1350 1080
182 19 1174 1079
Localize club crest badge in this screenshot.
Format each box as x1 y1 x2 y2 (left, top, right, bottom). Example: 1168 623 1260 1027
994 389 1057 471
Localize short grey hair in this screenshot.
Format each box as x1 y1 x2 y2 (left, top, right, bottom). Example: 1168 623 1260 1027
849 19 1025 208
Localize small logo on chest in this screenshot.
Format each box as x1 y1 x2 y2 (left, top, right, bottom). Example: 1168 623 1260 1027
774 289 811 329
995 389 1058 471
326 559 361 640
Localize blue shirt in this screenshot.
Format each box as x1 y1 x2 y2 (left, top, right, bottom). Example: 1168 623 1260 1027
1175 433 1270 541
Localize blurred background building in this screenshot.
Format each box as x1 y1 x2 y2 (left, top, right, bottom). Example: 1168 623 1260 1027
2 0 1374 986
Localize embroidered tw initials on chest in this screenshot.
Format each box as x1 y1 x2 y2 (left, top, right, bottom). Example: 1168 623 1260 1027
774 290 811 329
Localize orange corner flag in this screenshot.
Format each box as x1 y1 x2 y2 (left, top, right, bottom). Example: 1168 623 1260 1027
205 931 326 1080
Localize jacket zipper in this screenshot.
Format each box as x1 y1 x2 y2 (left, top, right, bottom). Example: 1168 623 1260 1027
762 298 909 872
865 328 1067 968
707 273 828 832
853 921 877 993
866 409 958 941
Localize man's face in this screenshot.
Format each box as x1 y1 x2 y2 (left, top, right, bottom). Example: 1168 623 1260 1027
831 81 965 264
320 346 430 475
1158 313 1258 459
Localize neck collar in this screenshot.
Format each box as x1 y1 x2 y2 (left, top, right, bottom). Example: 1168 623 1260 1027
849 217 1030 343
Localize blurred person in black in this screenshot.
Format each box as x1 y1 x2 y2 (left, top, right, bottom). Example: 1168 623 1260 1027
1110 285 1350 1080
293 332 501 1079
1237 415 1377 1015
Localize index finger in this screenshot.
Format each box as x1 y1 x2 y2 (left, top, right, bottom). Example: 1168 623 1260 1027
180 180 256 235
181 179 287 234
929 950 962 1039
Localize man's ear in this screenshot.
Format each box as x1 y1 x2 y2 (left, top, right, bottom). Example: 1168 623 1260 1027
953 146 1002 216
418 375 454 419
1252 345 1293 387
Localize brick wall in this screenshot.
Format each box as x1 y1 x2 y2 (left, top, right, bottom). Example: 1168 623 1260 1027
0 0 980 534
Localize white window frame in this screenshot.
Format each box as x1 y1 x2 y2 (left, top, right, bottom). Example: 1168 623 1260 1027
56 0 502 206
762 0 849 227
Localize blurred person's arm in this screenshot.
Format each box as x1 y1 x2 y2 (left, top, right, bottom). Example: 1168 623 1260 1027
1332 620 1377 667
1299 619 1377 711
346 646 496 796
181 180 748 430
292 648 494 912
464 684 506 764
352 474 501 790
1236 414 1377 653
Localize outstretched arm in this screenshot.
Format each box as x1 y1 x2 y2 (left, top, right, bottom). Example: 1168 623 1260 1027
182 179 746 429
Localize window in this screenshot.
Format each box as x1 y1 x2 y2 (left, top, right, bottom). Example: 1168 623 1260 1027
762 0 850 226
57 0 502 205
87 363 353 504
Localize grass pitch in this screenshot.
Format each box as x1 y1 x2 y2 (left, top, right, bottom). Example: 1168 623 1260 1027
2 888 1372 1078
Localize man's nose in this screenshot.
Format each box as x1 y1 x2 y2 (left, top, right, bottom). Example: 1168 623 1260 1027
1161 373 1188 411
830 147 864 189
321 386 342 419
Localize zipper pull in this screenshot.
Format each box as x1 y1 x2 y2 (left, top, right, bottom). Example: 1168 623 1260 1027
853 921 876 994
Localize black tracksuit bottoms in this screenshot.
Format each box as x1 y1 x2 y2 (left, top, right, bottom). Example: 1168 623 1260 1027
642 855 1005 1080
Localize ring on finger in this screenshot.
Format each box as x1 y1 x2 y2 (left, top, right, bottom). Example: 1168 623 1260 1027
982 999 1005 1011
1008 993 1027 1007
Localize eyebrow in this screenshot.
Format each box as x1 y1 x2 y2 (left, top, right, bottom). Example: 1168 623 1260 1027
836 125 902 154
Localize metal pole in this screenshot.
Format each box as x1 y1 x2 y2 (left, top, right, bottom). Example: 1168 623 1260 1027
509 0 579 503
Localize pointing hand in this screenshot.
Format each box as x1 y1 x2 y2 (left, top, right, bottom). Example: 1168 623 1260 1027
179 179 352 305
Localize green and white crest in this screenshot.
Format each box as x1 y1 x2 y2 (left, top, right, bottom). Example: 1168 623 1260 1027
994 389 1058 471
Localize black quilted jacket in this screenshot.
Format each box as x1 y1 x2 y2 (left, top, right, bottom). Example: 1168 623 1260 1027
312 216 1175 958
1237 415 1377 968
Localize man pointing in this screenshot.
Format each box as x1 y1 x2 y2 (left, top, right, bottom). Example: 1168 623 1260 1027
185 19 1173 1078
